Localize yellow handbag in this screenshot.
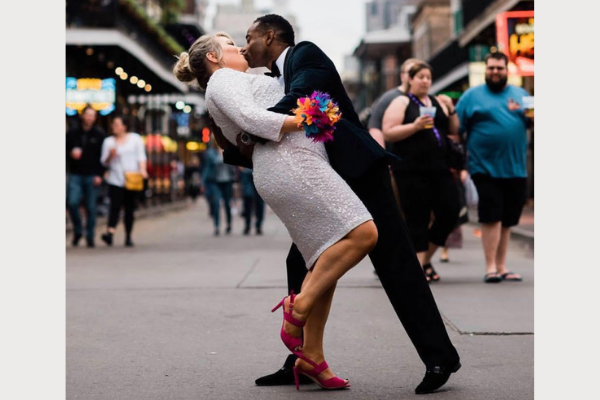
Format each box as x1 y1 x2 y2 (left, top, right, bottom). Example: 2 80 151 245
124 172 144 191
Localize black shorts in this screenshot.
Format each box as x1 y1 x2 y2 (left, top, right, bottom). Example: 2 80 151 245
471 174 527 227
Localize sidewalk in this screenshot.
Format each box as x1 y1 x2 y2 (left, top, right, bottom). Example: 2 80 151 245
66 201 534 400
467 204 534 248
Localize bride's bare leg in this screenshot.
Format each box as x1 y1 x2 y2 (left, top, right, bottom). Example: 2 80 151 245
296 283 339 380
283 220 377 338
296 220 377 316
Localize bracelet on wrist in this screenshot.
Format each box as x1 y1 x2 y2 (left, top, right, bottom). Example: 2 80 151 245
240 132 256 145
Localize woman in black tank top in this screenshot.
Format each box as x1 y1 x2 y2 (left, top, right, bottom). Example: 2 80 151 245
381 61 461 282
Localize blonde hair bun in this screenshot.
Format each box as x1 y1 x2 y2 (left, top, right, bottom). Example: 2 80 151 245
173 52 196 83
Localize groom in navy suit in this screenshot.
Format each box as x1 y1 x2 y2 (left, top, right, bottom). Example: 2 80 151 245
219 14 461 395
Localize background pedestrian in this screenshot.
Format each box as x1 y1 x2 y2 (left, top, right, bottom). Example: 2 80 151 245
66 105 106 248
184 155 203 203
203 143 235 236
239 167 265 235
99 115 148 247
455 51 532 283
440 169 471 263
367 58 421 216
367 58 420 148
382 61 461 282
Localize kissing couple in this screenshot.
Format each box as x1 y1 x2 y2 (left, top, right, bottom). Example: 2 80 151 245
173 14 461 394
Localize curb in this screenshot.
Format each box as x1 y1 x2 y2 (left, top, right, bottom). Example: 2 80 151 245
467 207 534 249
510 226 534 248
466 221 534 249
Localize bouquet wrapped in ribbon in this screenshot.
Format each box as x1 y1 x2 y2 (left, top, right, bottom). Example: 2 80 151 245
292 91 341 143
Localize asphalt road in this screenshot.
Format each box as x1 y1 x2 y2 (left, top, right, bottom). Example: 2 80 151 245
67 200 534 400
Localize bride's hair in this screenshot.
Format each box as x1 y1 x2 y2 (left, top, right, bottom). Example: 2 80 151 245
173 32 235 90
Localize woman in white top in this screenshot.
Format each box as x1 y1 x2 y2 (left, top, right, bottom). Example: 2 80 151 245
100 115 148 247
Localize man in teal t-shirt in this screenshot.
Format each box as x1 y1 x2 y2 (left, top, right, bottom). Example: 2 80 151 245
455 52 532 284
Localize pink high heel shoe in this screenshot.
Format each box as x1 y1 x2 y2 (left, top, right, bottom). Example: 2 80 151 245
293 354 351 390
271 291 305 355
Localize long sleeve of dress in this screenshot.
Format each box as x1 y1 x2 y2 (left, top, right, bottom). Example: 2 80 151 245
206 68 288 143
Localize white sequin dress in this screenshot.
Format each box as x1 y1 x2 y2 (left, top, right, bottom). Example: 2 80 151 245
206 68 372 268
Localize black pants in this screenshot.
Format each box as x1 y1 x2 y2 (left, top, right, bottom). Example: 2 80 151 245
243 193 265 230
108 184 137 237
393 169 461 252
286 161 459 369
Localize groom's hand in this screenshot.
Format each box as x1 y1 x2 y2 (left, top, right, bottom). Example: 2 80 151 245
236 133 255 159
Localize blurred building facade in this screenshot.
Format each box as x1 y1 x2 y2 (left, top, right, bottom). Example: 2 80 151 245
366 0 421 32
351 0 534 105
350 0 535 201
211 0 299 47
351 0 420 111
66 0 209 205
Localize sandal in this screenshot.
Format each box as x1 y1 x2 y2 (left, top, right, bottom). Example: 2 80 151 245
423 263 440 282
500 271 523 282
271 291 305 356
293 354 350 390
484 272 502 283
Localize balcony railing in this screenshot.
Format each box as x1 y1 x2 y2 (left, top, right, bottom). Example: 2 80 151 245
66 0 184 60
66 0 119 28
428 39 468 81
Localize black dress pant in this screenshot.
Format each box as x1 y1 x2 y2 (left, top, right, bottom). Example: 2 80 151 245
393 169 461 252
108 184 137 236
286 161 459 369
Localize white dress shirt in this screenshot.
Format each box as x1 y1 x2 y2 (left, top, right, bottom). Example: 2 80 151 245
274 47 290 88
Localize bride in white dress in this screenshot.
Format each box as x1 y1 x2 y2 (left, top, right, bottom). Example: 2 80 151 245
173 33 377 389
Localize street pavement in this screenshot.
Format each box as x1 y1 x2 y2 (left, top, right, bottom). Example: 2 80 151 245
66 200 534 400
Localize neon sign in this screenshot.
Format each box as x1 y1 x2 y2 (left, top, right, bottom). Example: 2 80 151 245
66 77 116 116
496 11 534 77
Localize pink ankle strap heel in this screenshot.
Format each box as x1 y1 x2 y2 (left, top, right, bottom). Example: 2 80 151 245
293 355 350 390
271 291 305 355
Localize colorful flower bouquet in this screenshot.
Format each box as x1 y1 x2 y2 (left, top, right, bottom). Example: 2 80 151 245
292 91 341 143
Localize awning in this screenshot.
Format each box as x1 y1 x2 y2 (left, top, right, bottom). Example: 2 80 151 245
66 28 188 93
353 27 412 59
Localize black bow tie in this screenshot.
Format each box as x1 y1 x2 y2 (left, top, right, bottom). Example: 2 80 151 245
264 62 281 78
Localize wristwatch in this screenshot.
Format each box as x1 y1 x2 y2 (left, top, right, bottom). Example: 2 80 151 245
240 132 256 145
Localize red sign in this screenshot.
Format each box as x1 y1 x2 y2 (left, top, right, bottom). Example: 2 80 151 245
496 11 534 76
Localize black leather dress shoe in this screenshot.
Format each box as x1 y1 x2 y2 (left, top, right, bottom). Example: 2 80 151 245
415 362 461 394
255 355 313 386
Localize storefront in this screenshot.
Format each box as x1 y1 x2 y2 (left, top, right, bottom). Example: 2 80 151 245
66 0 209 205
